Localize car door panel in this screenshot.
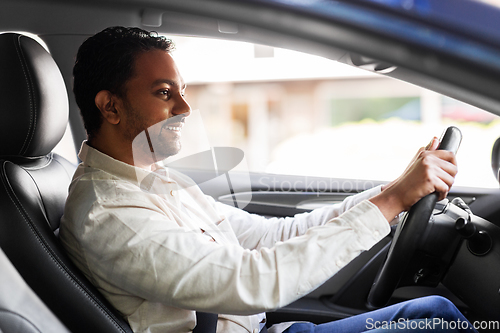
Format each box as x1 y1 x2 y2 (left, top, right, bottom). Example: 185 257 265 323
188 168 490 323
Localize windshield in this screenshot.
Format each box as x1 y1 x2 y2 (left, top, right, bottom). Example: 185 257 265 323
168 35 500 189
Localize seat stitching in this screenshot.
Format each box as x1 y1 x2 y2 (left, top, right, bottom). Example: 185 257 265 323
1 169 128 332
0 162 129 332
13 35 36 156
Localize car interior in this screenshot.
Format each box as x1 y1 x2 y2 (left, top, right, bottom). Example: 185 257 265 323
1 0 500 332
0 247 69 333
0 32 133 333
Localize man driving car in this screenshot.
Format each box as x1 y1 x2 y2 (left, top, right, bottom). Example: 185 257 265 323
60 26 476 333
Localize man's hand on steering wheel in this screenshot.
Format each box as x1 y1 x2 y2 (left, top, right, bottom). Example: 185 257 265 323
369 137 458 223
367 127 462 308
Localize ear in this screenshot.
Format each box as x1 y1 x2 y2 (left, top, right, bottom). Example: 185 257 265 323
95 90 121 125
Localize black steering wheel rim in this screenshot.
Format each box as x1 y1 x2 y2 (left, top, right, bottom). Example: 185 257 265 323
367 126 462 308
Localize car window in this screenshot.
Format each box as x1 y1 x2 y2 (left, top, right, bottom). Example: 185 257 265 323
171 36 500 189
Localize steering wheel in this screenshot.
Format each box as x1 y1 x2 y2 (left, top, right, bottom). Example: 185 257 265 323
367 126 462 308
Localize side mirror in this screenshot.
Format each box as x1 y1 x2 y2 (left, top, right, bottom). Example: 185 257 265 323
491 137 500 182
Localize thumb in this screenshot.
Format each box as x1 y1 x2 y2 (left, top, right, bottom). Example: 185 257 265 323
426 136 439 151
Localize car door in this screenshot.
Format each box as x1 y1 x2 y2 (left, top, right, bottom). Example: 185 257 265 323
34 0 500 327
152 34 500 325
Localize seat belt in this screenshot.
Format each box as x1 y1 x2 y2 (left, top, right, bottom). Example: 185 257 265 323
193 312 268 333
193 312 218 333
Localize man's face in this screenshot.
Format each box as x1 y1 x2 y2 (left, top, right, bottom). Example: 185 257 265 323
119 49 190 167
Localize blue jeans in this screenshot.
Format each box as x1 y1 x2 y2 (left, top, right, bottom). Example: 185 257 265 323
284 296 477 333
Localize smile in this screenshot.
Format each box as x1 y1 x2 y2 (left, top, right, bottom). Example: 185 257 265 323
163 123 184 132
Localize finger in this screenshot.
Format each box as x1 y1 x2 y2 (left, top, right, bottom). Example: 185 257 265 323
408 147 425 169
426 137 439 151
432 156 458 178
437 190 449 202
434 167 456 188
425 137 434 150
425 150 457 166
431 176 451 201
422 154 457 186
403 147 426 176
418 156 456 194
421 166 453 192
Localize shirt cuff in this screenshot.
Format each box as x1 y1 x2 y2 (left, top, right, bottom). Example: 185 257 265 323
349 185 383 204
335 200 391 249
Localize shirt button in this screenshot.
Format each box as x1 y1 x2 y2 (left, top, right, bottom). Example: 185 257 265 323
374 231 380 237
336 259 343 267
170 190 174 196
253 329 259 333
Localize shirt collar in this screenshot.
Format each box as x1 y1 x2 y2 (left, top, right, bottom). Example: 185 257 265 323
78 141 172 188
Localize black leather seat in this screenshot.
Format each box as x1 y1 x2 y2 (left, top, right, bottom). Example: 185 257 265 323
0 33 132 333
0 247 69 333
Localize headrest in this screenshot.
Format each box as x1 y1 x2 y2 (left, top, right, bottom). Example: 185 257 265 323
0 33 68 158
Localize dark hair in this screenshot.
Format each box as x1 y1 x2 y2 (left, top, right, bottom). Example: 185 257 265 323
73 26 174 139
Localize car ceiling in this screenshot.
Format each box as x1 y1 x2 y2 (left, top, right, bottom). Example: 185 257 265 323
2 0 500 133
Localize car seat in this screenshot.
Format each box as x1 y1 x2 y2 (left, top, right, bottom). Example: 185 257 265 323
0 32 219 333
0 247 70 333
0 32 133 333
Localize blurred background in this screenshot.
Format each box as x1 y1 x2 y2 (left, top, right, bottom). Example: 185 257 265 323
51 34 499 189
165 35 500 189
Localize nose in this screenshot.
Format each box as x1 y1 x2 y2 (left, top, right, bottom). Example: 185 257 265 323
172 93 191 117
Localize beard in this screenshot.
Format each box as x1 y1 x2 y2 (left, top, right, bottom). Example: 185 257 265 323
123 103 185 167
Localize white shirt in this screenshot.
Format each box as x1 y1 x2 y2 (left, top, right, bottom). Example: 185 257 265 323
60 142 391 333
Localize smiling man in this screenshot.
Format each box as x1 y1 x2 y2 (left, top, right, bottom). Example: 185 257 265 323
60 27 476 333
78 41 189 168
